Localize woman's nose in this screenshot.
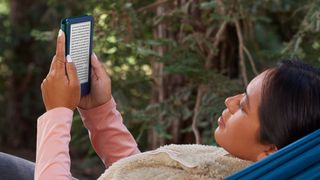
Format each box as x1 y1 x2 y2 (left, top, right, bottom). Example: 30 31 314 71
225 94 242 114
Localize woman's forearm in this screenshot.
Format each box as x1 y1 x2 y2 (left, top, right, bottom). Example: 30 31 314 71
78 97 140 167
35 108 73 180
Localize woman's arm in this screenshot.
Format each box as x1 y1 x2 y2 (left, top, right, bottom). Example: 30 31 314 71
77 53 140 167
35 108 73 179
78 97 140 167
36 30 80 179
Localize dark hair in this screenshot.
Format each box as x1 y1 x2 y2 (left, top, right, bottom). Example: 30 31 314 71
259 60 320 149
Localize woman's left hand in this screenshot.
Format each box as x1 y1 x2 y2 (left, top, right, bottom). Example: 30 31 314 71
41 30 80 111
78 53 112 110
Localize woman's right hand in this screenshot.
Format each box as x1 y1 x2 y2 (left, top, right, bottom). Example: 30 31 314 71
41 30 81 111
78 53 112 110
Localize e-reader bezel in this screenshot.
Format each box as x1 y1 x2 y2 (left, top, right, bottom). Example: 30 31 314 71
61 15 93 96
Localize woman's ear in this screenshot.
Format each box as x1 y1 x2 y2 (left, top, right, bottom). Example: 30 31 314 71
256 144 278 161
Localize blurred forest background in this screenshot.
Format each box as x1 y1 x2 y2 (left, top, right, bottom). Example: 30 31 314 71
0 0 320 179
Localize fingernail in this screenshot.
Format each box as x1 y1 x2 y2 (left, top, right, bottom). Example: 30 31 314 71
58 29 63 37
92 52 97 59
67 55 72 63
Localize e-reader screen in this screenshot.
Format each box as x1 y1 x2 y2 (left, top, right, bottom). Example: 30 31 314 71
69 21 91 83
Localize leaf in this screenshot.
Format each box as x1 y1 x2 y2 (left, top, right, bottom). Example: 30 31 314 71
137 47 159 57
181 106 193 120
30 30 55 41
200 1 216 10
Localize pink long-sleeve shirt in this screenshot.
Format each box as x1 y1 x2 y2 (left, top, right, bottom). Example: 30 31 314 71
35 98 140 179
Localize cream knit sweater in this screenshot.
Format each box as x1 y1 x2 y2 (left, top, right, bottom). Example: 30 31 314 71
98 144 252 180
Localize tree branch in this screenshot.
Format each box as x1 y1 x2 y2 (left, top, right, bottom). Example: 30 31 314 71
234 19 248 86
243 45 259 75
192 84 206 144
205 21 227 69
137 0 172 12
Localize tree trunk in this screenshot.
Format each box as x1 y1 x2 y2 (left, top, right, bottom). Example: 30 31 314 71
4 0 39 148
148 0 167 150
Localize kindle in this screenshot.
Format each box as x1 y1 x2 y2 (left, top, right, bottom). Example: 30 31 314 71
61 15 93 96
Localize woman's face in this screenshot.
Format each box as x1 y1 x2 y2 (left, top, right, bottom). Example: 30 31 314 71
214 71 276 161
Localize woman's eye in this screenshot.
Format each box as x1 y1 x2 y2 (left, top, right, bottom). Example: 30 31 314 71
239 102 244 111
239 100 246 113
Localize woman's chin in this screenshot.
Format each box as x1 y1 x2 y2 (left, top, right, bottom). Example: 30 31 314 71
213 128 221 146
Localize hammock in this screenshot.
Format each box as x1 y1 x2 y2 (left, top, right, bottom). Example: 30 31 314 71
226 129 320 179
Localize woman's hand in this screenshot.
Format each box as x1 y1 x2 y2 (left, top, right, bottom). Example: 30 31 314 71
41 30 80 111
78 53 112 110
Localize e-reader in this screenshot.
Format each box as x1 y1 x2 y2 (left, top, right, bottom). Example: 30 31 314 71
61 15 93 96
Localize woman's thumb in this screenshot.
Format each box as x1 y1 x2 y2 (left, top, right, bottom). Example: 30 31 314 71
91 53 105 77
66 55 79 85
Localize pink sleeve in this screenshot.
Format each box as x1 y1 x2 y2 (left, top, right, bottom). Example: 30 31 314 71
35 107 73 180
78 97 140 167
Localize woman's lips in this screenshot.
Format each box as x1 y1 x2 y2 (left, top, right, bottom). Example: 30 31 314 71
218 116 226 128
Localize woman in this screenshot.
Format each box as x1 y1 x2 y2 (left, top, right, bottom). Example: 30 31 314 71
35 30 320 179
